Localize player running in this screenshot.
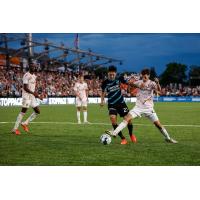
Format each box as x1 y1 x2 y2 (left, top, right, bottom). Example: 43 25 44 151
106 68 178 144
74 75 89 124
12 61 43 135
100 65 137 145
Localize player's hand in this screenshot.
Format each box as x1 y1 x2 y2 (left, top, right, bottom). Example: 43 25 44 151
33 92 39 98
154 77 159 84
38 95 44 101
38 94 44 101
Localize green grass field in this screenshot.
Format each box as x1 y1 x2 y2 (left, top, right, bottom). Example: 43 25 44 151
0 102 200 166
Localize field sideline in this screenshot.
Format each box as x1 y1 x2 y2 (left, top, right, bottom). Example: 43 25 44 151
0 102 200 166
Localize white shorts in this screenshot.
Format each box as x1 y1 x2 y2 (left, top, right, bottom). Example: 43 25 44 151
129 106 159 122
76 98 87 107
22 95 39 108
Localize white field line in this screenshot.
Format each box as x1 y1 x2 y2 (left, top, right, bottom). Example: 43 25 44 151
0 121 200 127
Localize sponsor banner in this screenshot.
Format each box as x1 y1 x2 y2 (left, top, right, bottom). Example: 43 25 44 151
0 97 199 106
0 97 136 106
153 96 200 102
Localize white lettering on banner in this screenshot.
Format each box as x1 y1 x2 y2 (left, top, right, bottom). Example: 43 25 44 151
192 98 200 102
0 98 22 106
0 97 137 106
66 98 76 104
163 97 176 101
48 98 67 105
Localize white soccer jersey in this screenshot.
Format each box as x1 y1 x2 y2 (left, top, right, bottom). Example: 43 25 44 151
22 72 37 98
74 81 88 101
134 79 157 108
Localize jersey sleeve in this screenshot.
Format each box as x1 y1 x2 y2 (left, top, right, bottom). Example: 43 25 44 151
23 74 29 84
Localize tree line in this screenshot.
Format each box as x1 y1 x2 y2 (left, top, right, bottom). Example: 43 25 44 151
84 62 200 86
149 63 200 86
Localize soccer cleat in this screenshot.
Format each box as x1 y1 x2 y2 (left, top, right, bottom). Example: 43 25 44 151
121 139 128 145
12 129 21 135
130 134 137 143
105 130 116 137
21 123 29 132
165 138 178 144
78 121 82 124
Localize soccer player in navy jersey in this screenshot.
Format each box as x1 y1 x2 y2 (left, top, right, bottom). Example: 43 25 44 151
100 66 137 145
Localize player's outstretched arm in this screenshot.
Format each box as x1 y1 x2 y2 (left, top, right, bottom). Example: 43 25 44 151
128 80 144 89
154 78 161 93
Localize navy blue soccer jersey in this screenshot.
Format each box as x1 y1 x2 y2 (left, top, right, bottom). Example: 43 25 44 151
101 76 127 105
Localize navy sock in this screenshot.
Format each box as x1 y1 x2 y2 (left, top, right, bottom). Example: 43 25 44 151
127 124 133 136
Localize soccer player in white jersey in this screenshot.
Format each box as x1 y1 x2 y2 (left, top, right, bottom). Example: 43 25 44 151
106 68 178 143
12 61 43 135
74 75 89 124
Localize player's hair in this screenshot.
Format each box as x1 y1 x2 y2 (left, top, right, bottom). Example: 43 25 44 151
108 65 117 72
141 68 150 75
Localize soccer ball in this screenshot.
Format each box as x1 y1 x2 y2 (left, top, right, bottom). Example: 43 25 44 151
100 133 112 145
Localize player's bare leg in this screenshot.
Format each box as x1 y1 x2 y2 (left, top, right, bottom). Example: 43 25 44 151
127 119 137 143
21 106 40 132
12 107 28 135
83 106 90 124
154 120 178 143
110 114 127 144
77 107 81 124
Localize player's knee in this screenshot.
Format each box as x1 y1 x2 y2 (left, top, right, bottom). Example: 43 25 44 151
111 119 117 124
34 107 40 114
83 107 87 111
77 107 81 111
35 110 40 114
124 114 132 123
37 110 40 114
21 108 27 114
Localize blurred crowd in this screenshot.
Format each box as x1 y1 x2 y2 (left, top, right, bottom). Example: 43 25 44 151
0 68 102 97
161 84 200 97
0 68 200 97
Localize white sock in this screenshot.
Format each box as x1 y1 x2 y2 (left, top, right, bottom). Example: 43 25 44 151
113 120 128 136
83 111 87 122
14 112 25 130
23 112 37 125
160 127 170 140
77 111 81 122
